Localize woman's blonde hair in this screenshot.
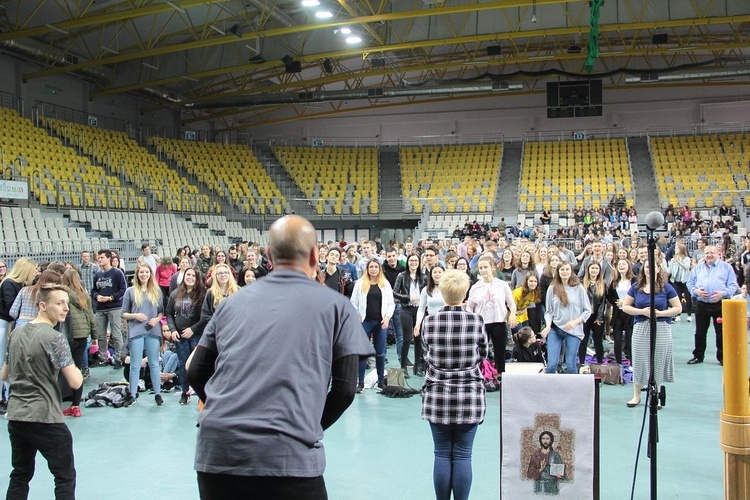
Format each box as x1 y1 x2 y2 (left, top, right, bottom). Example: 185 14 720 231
6 257 37 286
439 269 470 305
209 263 239 308
132 262 161 307
359 259 386 294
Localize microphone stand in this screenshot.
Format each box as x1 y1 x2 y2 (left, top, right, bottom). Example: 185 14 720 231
646 226 661 500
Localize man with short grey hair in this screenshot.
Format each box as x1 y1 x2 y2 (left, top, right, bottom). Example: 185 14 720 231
188 215 374 499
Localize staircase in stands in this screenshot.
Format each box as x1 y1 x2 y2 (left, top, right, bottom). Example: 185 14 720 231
253 145 316 217
494 141 523 224
627 137 661 222
378 146 404 218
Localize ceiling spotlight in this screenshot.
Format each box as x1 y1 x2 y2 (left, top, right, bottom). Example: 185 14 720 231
301 0 320 6
346 36 362 44
531 14 537 23
340 27 352 35
315 10 333 19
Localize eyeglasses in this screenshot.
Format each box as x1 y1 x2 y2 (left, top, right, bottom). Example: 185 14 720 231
0 265 6 269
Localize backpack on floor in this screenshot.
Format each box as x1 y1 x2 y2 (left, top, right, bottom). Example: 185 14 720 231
387 368 407 388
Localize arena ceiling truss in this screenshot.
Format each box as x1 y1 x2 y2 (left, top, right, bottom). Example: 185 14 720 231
1 0 749 130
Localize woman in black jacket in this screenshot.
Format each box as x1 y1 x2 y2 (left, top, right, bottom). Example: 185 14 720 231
392 253 427 376
166 267 207 405
607 259 636 364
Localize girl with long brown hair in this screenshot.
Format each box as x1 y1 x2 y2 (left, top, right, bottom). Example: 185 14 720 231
541 262 592 374
166 267 206 405
607 259 636 364
61 269 96 417
580 262 607 365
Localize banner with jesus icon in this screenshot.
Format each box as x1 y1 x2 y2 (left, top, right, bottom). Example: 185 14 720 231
501 374 595 499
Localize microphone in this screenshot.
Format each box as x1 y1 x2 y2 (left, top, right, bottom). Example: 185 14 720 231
645 211 665 231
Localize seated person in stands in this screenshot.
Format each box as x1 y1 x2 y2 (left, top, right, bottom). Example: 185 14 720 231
452 225 462 238
511 326 545 364
540 210 551 227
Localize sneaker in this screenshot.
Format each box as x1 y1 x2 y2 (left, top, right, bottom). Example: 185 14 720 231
63 406 82 417
155 394 164 406
179 392 190 405
123 395 137 407
674 316 681 322
81 367 90 379
687 317 692 323
114 361 123 369
355 383 364 394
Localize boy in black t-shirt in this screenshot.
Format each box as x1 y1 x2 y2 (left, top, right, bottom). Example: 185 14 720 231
2 284 83 499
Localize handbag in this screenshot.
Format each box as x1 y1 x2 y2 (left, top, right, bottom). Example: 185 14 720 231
588 363 623 385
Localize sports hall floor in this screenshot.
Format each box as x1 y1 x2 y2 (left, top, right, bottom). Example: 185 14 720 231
0 320 730 499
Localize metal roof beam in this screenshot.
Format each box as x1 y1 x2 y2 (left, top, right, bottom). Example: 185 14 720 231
24 0 582 80
90 13 750 102
0 0 232 42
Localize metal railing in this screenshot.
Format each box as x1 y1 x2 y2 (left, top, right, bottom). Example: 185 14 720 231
522 128 627 142
35 101 130 133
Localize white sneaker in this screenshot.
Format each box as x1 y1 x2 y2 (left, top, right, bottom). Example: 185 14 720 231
686 317 692 323
674 316 681 322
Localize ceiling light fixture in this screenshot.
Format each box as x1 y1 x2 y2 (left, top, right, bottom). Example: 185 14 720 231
346 36 362 44
340 27 352 35
315 11 333 19
210 25 226 35
181 75 199 82
100 45 118 55
166 2 186 14
301 0 320 6
45 24 69 36
142 62 159 70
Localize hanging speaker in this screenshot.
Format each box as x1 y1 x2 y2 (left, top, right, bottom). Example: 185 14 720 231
323 58 333 74
487 45 502 56
285 61 302 73
652 34 668 44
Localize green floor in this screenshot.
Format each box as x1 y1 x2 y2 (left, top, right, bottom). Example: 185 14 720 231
0 319 731 499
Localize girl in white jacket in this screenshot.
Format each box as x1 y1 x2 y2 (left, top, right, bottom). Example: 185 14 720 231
351 259 395 391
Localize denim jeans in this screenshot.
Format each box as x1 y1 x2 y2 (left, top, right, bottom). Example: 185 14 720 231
429 423 478 500
129 334 163 397
163 350 179 376
391 304 403 364
545 324 581 374
6 421 76 500
176 335 201 393
359 320 387 383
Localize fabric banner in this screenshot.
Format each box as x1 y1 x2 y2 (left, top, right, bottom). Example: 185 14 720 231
501 374 595 499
